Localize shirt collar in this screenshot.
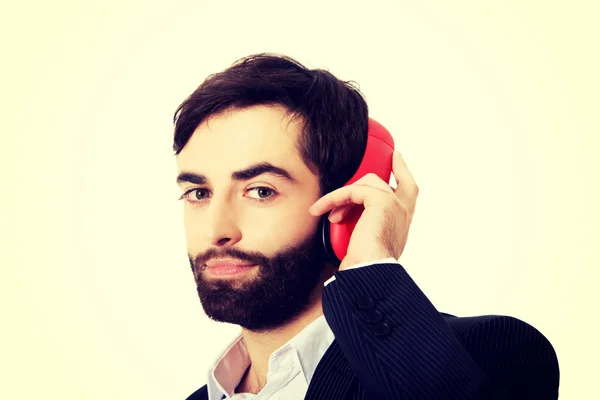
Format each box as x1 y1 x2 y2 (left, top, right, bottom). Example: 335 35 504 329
207 334 249 400
206 315 335 399
288 314 335 385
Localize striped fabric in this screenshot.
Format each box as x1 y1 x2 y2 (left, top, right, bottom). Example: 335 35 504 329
186 263 559 400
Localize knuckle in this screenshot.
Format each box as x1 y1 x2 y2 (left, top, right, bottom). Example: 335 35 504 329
392 200 410 221
366 173 382 183
400 204 409 219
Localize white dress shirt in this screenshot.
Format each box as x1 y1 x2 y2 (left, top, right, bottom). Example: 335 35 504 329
206 257 399 400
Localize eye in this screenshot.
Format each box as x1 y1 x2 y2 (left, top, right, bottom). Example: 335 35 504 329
247 187 277 202
191 188 210 200
180 188 210 204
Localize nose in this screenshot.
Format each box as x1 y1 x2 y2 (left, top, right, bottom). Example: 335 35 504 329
202 197 242 247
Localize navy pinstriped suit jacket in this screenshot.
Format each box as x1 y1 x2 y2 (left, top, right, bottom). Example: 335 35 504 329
186 263 560 399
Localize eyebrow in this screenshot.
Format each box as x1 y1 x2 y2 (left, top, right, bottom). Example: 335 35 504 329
176 162 297 185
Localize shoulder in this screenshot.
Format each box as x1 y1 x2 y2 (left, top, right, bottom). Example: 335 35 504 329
442 312 556 354
442 313 560 398
185 384 208 400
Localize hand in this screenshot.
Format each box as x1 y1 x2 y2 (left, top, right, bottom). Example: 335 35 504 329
308 151 419 271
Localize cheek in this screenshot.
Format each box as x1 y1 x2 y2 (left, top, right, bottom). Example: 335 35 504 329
182 209 204 253
243 207 321 251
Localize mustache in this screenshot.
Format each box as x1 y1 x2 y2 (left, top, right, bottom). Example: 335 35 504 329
189 246 270 271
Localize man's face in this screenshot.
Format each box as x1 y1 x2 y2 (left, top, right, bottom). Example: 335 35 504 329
176 105 328 331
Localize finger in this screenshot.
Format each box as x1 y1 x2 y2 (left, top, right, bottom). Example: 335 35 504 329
392 152 417 191
316 174 392 218
328 203 355 223
354 172 394 192
392 152 418 211
309 184 389 216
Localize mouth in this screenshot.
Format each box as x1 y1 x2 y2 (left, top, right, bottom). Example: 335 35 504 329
204 260 258 278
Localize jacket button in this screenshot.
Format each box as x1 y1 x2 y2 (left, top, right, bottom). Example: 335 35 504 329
364 309 384 323
373 322 392 337
356 295 376 310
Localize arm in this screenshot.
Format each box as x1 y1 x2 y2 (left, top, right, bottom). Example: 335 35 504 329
322 262 559 399
310 152 558 398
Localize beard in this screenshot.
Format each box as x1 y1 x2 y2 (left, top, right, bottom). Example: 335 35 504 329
188 230 328 332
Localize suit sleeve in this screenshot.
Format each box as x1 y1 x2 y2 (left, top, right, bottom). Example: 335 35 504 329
321 262 559 399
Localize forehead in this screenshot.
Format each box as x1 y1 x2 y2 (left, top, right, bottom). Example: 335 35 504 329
176 105 304 174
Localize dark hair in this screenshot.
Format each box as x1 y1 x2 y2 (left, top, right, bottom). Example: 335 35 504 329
172 53 369 196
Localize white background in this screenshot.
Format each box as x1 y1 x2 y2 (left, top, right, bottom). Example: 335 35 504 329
2 1 598 399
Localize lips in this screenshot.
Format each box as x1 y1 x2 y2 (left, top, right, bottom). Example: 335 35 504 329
206 260 255 268
204 259 257 277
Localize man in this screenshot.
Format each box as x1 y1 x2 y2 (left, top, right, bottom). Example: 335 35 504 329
173 54 559 399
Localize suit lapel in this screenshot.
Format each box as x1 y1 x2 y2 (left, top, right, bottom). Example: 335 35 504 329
304 339 356 400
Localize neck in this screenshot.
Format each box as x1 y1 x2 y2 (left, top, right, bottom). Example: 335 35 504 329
235 264 335 394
